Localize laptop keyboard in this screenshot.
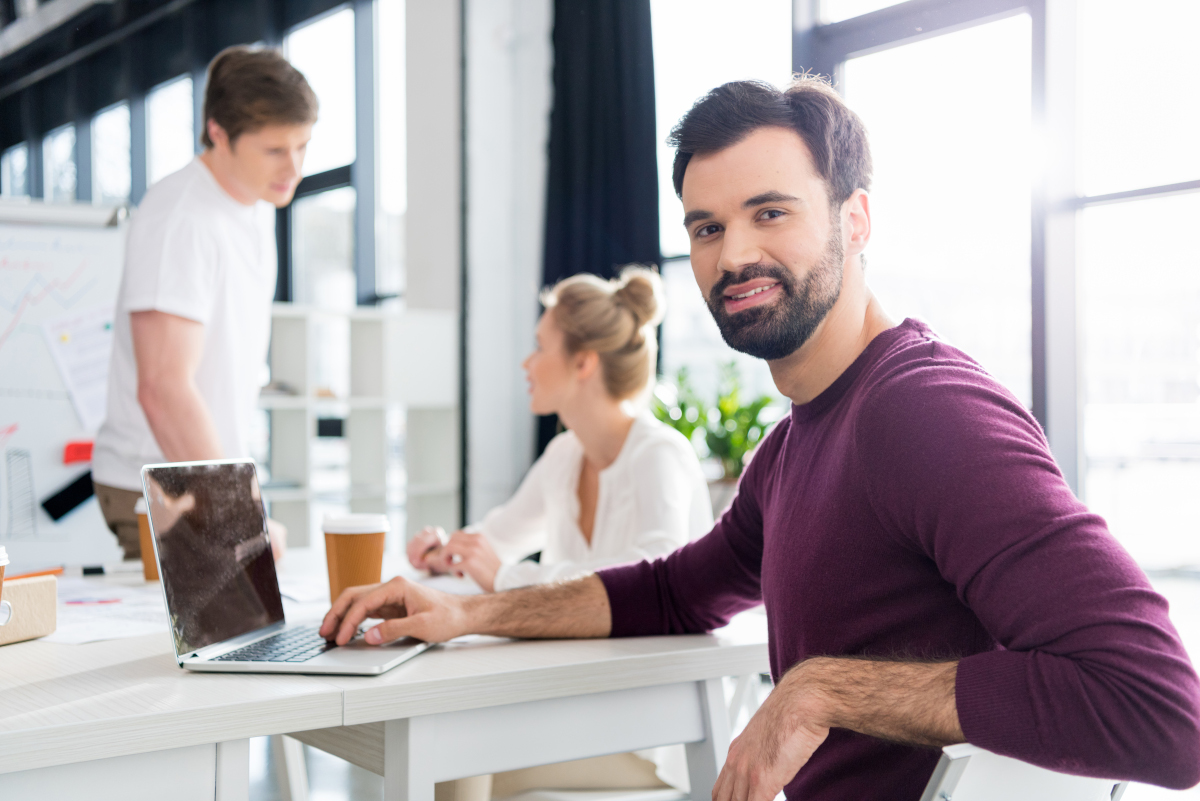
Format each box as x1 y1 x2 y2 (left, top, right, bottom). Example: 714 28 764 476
211 626 337 663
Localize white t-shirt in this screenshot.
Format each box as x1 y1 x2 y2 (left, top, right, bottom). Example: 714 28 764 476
93 158 277 490
479 413 714 591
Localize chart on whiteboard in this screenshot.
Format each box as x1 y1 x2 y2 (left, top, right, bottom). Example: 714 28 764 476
0 223 124 566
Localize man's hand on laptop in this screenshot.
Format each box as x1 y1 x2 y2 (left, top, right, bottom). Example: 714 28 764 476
320 577 469 646
320 573 612 646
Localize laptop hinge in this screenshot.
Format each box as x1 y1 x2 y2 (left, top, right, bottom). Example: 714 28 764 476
189 619 289 661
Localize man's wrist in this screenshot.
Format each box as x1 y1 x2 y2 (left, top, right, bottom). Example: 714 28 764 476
778 657 840 729
459 592 504 637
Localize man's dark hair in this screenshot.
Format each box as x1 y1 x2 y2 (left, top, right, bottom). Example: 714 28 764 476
668 75 872 206
201 46 318 148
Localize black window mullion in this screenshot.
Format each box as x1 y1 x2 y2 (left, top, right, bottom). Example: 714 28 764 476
799 0 1034 72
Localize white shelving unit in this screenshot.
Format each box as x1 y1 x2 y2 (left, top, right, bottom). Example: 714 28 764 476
261 303 460 545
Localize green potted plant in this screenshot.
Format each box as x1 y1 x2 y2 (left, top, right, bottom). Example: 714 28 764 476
705 362 776 480
651 366 708 453
653 362 782 515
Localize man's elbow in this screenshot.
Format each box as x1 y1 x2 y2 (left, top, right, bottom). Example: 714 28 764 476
1125 693 1200 789
137 378 174 427
1157 719 1200 790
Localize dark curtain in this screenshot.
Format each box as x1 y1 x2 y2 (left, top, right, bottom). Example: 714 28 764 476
538 0 661 454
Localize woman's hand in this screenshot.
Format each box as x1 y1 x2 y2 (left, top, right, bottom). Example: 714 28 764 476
442 531 503 592
407 526 449 572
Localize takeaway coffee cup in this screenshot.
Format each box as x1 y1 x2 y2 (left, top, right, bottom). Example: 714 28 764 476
323 514 389 601
135 497 158 581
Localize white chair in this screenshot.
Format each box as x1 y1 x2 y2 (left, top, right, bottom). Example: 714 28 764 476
920 743 1128 801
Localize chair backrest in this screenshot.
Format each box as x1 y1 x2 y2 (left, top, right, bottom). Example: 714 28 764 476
920 744 1128 801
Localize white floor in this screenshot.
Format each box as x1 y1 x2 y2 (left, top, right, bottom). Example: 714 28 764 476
249 737 382 801
247 577 1200 800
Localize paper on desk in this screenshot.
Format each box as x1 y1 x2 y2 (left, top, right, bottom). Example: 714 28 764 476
43 577 168 644
278 574 330 604
41 306 115 432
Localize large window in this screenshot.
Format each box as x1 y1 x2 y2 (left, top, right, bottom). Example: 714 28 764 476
42 124 76 203
842 14 1033 406
1075 1 1200 197
292 186 357 309
285 7 356 177
651 0 793 403
284 7 359 312
262 2 407 546
146 75 195 187
1075 0 1200 571
651 0 793 261
92 102 131 205
0 143 28 197
1079 195 1200 569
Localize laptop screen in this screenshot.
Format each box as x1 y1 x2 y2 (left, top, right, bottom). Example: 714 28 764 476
142 461 284 656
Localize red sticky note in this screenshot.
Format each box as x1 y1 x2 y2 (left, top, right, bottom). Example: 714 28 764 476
63 440 94 464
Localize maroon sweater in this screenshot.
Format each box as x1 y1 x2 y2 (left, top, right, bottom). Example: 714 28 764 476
598 319 1200 799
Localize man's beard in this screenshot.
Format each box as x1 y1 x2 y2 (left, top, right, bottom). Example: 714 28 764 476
705 221 845 361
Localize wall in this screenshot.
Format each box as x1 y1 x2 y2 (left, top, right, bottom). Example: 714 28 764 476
464 0 553 522
405 0 463 536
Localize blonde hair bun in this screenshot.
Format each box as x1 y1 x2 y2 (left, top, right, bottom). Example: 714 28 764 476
612 267 665 330
540 265 665 400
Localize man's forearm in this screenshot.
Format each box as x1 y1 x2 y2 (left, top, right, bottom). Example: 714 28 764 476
787 657 963 747
139 380 224 462
462 573 612 639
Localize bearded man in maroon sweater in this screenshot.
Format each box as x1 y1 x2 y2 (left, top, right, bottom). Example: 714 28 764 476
322 77 1200 799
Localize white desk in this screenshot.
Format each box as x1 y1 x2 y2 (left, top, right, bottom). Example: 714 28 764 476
0 629 343 800
0 553 769 801
291 615 769 801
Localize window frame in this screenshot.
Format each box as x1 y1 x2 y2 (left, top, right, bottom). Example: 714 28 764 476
274 0 379 307
801 0 1200 495
797 0 1076 485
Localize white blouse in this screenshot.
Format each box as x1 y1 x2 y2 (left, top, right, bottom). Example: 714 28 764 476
480 414 714 592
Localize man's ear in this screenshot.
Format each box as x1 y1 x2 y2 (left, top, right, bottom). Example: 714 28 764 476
842 189 871 262
207 119 230 151
574 350 600 382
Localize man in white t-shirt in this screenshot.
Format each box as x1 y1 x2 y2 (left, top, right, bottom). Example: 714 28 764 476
93 46 317 559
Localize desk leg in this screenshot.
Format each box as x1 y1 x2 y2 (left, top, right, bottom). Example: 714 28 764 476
383 718 436 801
272 734 310 801
685 678 731 801
727 674 761 729
215 739 250 801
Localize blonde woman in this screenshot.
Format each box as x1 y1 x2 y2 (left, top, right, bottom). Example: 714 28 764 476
409 266 713 593
413 267 708 797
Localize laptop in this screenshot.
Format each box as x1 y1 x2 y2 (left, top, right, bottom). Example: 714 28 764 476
141 458 430 675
